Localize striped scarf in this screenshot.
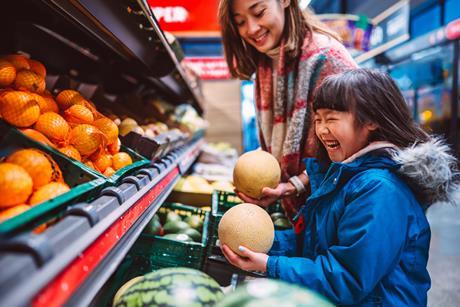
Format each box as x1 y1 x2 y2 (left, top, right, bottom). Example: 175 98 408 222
255 32 357 220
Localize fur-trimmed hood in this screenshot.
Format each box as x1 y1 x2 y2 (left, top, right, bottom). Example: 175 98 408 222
392 138 460 207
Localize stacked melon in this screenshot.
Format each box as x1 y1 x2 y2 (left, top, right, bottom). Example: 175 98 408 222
146 208 205 243
0 54 133 177
0 148 70 222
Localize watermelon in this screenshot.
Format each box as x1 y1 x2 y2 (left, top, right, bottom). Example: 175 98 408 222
113 267 224 307
113 276 144 306
215 279 334 307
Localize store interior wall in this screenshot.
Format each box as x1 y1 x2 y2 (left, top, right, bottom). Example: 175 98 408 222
202 80 243 153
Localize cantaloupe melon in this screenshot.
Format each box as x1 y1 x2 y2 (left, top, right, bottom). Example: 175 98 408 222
233 150 280 199
218 203 274 256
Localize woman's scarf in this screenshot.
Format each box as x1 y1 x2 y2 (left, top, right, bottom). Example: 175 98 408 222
254 32 357 220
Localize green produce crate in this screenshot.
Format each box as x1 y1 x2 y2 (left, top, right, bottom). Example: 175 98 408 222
130 202 210 271
106 145 150 185
0 122 107 236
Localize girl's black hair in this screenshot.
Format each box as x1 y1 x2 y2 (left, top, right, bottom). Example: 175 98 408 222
313 69 429 160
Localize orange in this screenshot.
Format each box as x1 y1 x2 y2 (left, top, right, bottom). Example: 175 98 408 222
29 182 70 206
0 91 40 127
0 60 16 87
108 137 121 155
30 92 58 113
70 98 103 120
33 223 48 234
92 153 112 173
103 166 115 177
28 59 46 78
6 148 57 189
0 163 33 208
42 96 59 113
4 55 30 70
14 70 46 94
69 124 106 156
64 104 94 124
93 117 118 145
0 204 30 222
34 112 70 145
55 89 83 110
112 152 133 170
84 160 99 172
19 128 55 148
28 93 48 113
58 145 82 161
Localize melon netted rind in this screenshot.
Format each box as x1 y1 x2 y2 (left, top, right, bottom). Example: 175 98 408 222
114 267 224 307
215 279 334 307
218 203 274 256
233 150 281 199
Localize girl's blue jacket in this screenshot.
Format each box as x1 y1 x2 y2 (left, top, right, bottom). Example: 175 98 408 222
266 142 446 306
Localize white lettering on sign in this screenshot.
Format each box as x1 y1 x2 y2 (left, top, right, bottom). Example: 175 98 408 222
152 6 189 23
183 58 230 80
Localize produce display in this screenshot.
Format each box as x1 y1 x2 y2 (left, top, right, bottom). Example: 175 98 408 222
0 54 135 176
173 175 234 195
145 204 205 243
113 267 223 307
233 150 281 199
0 54 313 307
215 279 334 307
0 148 69 222
218 203 275 256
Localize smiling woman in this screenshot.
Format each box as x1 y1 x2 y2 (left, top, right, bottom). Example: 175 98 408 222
218 0 357 220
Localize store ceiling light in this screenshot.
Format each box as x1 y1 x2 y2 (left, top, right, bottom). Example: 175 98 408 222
299 0 312 10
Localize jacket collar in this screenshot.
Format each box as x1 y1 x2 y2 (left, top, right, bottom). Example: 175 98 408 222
342 142 398 164
306 142 399 202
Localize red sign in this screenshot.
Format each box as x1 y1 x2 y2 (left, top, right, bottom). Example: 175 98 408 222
446 18 460 40
183 57 230 80
148 0 220 37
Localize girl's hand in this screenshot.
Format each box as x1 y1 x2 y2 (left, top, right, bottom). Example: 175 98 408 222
235 182 296 208
221 244 268 272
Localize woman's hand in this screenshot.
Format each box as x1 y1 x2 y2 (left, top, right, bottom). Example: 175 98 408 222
235 182 296 208
221 244 268 272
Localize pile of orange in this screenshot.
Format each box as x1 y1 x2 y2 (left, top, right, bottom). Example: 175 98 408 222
0 55 134 178
0 148 70 223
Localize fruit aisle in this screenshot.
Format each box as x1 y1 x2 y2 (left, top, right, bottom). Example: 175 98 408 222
0 1 321 307
0 0 212 306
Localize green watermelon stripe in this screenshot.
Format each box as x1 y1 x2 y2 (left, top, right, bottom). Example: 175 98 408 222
130 283 222 294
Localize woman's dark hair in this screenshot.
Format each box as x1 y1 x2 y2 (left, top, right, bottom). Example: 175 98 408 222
313 69 429 160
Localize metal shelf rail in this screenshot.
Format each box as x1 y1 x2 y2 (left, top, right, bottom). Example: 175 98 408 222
0 139 203 307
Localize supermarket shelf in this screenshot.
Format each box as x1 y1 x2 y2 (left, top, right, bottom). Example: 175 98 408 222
1 0 203 112
0 139 203 307
136 0 204 114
